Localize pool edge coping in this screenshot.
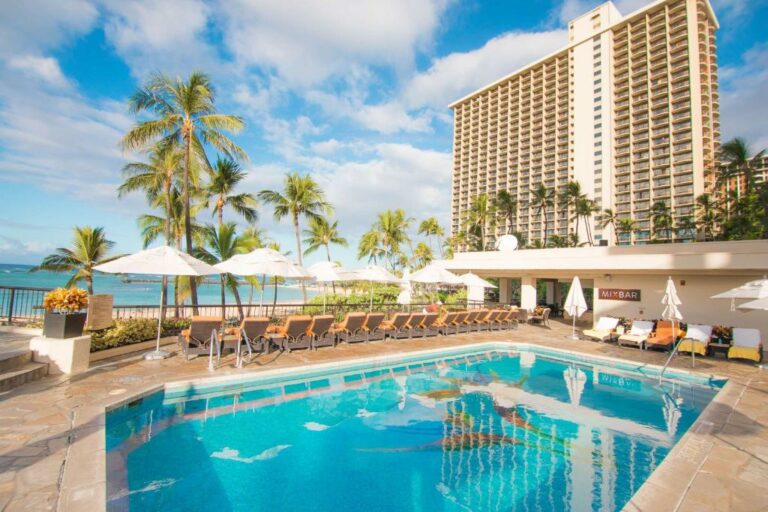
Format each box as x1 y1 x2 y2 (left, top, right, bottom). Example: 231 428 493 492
61 341 732 512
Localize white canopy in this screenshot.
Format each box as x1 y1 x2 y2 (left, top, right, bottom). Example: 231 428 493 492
94 245 221 276
711 276 768 300
307 261 358 283
353 265 402 284
662 276 683 321
737 296 768 311
409 264 461 285
397 268 412 306
216 248 311 279
458 272 497 289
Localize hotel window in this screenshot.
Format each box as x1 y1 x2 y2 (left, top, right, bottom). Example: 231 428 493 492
595 151 602 156
594 79 602 85
594 114 602 121
594 105 602 111
594 88 601 95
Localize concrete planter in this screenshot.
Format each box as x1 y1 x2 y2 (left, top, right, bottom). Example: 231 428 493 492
43 312 87 339
30 335 91 375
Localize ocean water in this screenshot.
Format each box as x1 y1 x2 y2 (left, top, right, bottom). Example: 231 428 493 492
106 347 722 511
0 263 311 305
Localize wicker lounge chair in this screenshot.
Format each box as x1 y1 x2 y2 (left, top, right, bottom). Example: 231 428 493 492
487 310 508 331
676 324 712 356
270 315 313 352
227 317 271 357
332 312 368 343
728 328 762 363
403 313 426 338
582 316 620 342
362 312 386 342
460 310 481 333
515 308 529 324
472 309 492 331
381 312 412 338
529 308 551 326
646 320 685 351
435 311 460 335
419 312 440 337
617 320 654 349
179 316 222 359
308 315 336 349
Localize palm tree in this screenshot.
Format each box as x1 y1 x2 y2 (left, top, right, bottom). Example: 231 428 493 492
205 158 257 226
413 242 433 268
32 226 121 295
418 217 445 257
240 226 271 315
616 218 636 245
494 190 517 235
259 172 332 301
303 216 347 293
121 71 247 308
357 230 384 264
718 137 766 195
695 193 719 241
676 216 697 241
600 208 620 245
464 194 496 250
369 209 413 269
651 201 674 242
195 223 248 321
574 197 599 246
531 184 554 246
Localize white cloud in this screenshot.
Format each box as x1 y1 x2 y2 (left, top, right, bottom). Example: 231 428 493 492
402 30 567 110
218 0 449 86
719 44 768 150
310 139 344 155
7 55 70 88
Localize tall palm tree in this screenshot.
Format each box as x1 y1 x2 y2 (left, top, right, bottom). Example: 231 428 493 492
464 194 496 250
205 158 257 226
695 193 719 241
418 217 445 257
121 71 247 308
718 137 766 195
413 242 433 268
616 218 637 245
370 209 413 269
494 190 517 235
600 208 620 245
531 184 555 247
357 230 384 265
259 172 332 301
195 223 248 321
303 216 347 293
240 226 271 315
574 197 599 246
32 226 122 295
651 201 674 242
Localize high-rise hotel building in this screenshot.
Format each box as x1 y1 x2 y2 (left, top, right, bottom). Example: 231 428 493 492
449 0 720 247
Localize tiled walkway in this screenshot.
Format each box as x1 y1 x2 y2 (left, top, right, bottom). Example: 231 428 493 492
0 321 765 511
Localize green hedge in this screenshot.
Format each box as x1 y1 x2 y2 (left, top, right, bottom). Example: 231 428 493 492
89 318 189 352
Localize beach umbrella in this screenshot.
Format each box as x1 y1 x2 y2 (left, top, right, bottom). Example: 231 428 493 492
711 276 768 311
397 268 412 307
737 296 768 310
661 276 689 366
458 272 497 289
409 264 462 285
563 276 588 340
216 248 312 314
563 366 587 407
94 245 221 360
307 261 358 313
352 265 401 310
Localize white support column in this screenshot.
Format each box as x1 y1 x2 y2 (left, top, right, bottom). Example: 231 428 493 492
521 276 537 312
499 278 514 304
545 280 555 304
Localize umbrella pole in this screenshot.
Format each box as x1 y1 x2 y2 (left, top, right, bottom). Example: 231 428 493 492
370 281 373 312
144 283 171 360
260 274 265 317
323 284 327 314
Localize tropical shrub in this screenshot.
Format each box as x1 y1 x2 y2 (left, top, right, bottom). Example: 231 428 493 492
43 288 88 312
89 318 190 352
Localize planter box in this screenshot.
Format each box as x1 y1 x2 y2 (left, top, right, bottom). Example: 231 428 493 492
43 312 87 339
30 335 91 375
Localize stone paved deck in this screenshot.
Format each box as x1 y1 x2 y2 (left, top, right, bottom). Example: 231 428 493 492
0 320 765 511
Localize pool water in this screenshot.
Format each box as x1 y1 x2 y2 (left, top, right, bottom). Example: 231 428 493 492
106 347 723 511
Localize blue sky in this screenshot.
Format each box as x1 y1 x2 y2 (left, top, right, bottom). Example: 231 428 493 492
1 0 767 266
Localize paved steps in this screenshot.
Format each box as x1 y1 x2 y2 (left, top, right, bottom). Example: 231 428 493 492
0 350 47 392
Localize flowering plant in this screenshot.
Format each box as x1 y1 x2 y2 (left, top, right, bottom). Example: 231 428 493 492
43 288 88 313
711 324 732 343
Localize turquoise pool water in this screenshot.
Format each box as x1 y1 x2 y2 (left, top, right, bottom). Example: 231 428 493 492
106 346 723 511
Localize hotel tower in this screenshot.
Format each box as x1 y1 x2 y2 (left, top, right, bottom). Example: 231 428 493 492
449 0 720 247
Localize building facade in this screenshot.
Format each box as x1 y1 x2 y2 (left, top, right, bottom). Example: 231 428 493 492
450 0 720 248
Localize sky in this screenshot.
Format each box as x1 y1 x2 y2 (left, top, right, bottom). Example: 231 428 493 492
1 0 767 267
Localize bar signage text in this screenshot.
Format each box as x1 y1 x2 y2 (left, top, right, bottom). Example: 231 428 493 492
598 288 641 301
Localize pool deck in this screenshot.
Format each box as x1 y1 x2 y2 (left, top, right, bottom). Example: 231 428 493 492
0 320 765 511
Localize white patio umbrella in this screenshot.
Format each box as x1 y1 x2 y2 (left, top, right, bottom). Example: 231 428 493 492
738 296 768 310
563 276 588 340
409 264 462 285
711 276 768 311
307 261 358 312
397 268 412 307
216 248 312 314
563 366 587 407
94 245 221 360
352 265 401 310
458 272 497 289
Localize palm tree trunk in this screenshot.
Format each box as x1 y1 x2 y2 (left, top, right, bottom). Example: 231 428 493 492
437 234 444 258
161 175 172 321
174 276 180 318
86 275 94 295
231 279 244 321
183 129 199 313
272 278 279 317
217 194 224 226
294 214 307 302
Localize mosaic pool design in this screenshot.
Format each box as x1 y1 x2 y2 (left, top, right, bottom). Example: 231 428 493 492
106 345 723 511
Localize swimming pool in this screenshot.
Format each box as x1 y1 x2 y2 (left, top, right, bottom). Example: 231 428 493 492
106 344 724 511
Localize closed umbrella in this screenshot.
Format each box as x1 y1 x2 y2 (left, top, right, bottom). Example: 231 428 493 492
711 276 768 311
397 268 412 307
352 265 401 311
662 394 683 437
563 276 588 340
308 261 358 313
94 245 221 360
661 276 688 366
563 366 587 407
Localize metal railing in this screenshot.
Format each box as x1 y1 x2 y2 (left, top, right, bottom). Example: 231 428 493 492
0 286 50 325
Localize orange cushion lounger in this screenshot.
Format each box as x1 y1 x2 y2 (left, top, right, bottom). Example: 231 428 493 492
646 320 684 351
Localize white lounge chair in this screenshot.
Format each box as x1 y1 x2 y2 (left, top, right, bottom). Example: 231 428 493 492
617 320 654 349
582 316 620 342
676 324 712 356
728 328 762 363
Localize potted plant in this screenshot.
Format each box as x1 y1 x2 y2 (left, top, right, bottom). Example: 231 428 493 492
42 288 89 339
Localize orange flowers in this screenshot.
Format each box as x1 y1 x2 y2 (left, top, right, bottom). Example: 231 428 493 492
43 288 88 312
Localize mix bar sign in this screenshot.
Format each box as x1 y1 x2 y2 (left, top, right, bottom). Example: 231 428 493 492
598 288 641 302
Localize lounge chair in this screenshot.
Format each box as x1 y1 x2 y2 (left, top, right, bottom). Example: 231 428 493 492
488 310 509 330
617 320 655 349
461 310 481 333
362 312 386 342
179 316 222 359
583 316 620 342
728 328 762 363
332 312 368 343
403 313 427 338
419 312 440 337
227 317 271 357
270 315 313 352
435 311 460 335
473 309 492 331
529 308 551 327
646 320 685 351
308 315 336 349
381 312 412 338
515 309 529 324
676 324 712 356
